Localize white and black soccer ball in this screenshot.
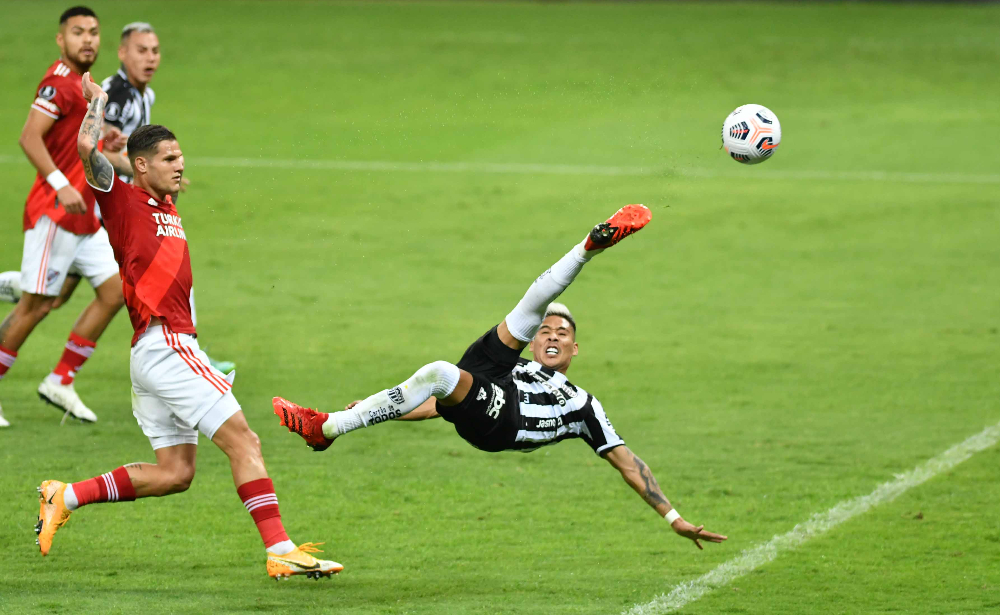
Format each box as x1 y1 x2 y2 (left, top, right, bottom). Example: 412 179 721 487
721 104 781 164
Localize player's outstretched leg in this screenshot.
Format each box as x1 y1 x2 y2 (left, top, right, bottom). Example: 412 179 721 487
274 360 463 451
502 204 651 345
211 412 343 579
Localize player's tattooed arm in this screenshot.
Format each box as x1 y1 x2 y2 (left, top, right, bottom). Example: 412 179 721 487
604 445 671 516
605 445 728 549
77 72 115 190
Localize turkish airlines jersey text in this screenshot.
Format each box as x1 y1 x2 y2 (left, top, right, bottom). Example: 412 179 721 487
25 60 101 235
89 175 195 345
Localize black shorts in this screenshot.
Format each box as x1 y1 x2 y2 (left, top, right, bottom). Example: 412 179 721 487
436 325 521 452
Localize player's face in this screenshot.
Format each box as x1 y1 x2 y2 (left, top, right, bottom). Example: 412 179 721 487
142 140 185 195
119 32 160 86
57 16 100 70
529 316 578 374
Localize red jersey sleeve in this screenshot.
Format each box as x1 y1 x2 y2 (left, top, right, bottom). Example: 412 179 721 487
88 173 131 221
31 74 75 120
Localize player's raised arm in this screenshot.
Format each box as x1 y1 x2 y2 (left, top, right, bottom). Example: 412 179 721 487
603 445 727 550
76 72 115 191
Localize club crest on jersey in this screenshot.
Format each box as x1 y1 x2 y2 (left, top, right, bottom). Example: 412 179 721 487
38 86 56 100
105 102 121 121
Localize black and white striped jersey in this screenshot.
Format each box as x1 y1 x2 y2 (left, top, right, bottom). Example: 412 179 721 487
101 68 155 137
510 359 624 455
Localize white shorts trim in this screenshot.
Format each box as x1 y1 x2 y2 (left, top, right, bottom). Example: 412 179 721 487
21 216 118 296
130 325 240 447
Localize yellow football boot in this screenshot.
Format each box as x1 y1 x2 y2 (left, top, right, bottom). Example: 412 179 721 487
267 542 343 580
36 480 72 556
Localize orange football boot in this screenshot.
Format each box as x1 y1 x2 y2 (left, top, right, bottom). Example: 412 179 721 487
267 542 343 580
272 397 334 451
36 480 72 556
584 204 652 251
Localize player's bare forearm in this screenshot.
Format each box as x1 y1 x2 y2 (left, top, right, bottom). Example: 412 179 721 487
396 397 440 421
104 148 132 177
605 446 672 517
77 95 115 190
19 111 59 177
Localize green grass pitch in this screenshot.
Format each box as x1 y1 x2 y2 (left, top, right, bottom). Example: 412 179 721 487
1 1 999 613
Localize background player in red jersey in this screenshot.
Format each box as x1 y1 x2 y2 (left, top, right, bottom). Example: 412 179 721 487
0 20 236 379
0 6 126 427
33 72 342 581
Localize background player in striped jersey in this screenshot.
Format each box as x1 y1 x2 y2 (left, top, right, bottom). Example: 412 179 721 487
275 206 728 550
0 6 127 428
33 73 341 580
0 20 235 375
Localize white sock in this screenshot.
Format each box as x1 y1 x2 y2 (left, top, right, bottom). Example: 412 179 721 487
504 240 592 342
64 484 79 511
323 361 460 438
266 539 295 555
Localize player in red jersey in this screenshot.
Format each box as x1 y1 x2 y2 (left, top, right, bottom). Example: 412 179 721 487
0 6 126 427
33 72 342 581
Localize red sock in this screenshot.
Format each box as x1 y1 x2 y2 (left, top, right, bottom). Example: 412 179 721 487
71 467 137 508
237 478 290 550
0 345 16 381
51 333 96 385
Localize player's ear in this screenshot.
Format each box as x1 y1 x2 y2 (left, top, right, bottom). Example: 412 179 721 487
118 45 127 63
571 342 579 357
134 155 147 174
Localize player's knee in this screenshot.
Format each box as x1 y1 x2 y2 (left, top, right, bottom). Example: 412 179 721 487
166 466 196 494
18 295 55 321
416 361 461 398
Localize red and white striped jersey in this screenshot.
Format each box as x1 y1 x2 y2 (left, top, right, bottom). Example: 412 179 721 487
89 175 195 345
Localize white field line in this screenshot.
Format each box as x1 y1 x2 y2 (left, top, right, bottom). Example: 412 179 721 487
624 420 1000 615
0 154 998 184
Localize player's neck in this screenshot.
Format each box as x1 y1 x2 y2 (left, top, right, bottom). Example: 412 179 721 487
60 54 87 76
122 66 147 93
136 177 170 203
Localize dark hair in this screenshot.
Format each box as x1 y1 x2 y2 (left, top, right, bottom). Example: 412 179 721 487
127 124 177 162
59 6 97 25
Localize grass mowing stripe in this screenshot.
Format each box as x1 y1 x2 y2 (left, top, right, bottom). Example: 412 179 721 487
1 155 998 184
623 420 1000 615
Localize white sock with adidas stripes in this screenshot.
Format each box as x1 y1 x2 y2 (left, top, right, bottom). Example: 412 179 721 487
322 361 461 438
503 241 591 343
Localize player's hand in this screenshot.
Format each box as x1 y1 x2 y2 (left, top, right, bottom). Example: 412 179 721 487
57 185 87 214
103 126 126 153
670 517 727 550
81 72 107 104
180 177 191 193
345 400 362 410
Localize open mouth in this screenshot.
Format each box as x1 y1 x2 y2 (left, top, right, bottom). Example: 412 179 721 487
545 347 559 356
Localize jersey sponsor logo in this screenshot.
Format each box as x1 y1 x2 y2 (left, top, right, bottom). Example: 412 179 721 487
536 416 563 430
387 386 405 405
367 405 402 425
487 384 505 419
152 212 187 240
476 387 487 401
105 101 121 121
38 86 56 100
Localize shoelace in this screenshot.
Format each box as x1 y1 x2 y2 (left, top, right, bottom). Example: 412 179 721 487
297 542 325 554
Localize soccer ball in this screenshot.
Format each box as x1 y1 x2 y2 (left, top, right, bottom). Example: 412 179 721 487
721 104 781 164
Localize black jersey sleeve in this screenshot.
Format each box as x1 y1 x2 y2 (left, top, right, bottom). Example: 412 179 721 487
101 75 131 130
581 397 625 456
